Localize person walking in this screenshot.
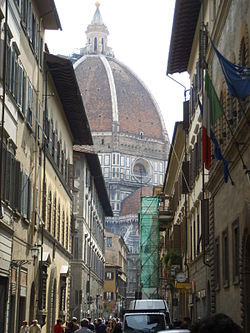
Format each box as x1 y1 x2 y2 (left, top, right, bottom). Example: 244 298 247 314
20 320 29 333
54 319 63 333
96 318 106 333
75 318 93 333
65 317 80 333
29 320 41 333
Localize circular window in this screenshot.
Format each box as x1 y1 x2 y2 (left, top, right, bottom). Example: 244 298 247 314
132 158 152 183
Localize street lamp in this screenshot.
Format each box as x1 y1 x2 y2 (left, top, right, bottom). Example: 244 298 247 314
31 243 42 265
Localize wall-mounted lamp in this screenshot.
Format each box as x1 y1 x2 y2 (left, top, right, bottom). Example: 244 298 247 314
31 243 42 265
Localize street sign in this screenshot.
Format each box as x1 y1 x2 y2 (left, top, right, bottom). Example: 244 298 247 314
175 282 192 290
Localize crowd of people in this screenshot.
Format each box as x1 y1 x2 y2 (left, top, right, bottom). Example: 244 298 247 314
20 312 242 333
19 316 123 333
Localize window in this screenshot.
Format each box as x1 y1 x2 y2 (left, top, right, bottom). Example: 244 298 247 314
94 37 97 53
53 196 57 238
107 237 112 247
27 81 33 128
104 155 110 166
104 292 113 301
222 229 229 287
190 225 193 261
104 167 109 177
193 219 196 258
105 272 114 280
121 156 125 166
232 220 239 283
57 204 60 241
215 237 220 289
126 157 130 167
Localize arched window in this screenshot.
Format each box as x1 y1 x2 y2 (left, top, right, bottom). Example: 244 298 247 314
66 214 69 250
57 203 60 241
62 210 65 246
94 37 97 53
53 195 57 238
101 38 104 54
48 191 52 233
42 182 47 225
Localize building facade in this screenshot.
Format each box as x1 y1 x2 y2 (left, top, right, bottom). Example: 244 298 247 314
104 231 128 318
0 1 93 333
165 0 250 330
71 146 112 320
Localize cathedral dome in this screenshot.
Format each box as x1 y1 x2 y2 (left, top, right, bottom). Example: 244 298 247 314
74 55 168 142
73 4 169 145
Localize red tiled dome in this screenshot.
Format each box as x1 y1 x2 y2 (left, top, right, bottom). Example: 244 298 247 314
74 55 166 141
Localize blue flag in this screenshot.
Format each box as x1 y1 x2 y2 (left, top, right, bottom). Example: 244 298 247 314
211 39 250 100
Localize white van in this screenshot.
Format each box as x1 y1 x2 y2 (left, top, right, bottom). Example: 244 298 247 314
129 300 171 327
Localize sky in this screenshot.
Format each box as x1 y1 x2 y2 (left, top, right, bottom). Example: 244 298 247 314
45 0 190 142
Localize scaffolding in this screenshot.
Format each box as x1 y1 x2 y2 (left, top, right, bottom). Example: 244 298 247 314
140 196 159 299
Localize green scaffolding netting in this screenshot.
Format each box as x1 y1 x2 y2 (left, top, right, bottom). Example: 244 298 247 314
140 196 159 299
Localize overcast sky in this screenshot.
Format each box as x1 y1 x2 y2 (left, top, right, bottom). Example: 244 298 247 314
45 0 189 141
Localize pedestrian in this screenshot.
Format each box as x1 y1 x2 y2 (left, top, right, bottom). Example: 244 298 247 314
96 318 106 333
113 319 122 333
65 317 80 332
54 319 63 333
190 313 242 333
75 318 93 333
87 318 95 331
29 320 41 333
180 316 191 329
20 320 29 333
106 320 112 333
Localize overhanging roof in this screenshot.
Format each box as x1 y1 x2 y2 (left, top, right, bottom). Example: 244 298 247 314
36 0 62 30
73 146 113 217
45 53 93 146
167 0 201 75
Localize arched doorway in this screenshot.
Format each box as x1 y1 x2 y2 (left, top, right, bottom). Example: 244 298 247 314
243 236 250 332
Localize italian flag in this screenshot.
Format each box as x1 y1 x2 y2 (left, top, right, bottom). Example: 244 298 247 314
202 71 224 170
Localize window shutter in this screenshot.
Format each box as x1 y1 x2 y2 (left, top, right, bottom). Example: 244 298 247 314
4 150 11 202
68 164 74 190
27 178 32 221
197 130 202 171
14 160 21 211
10 154 16 208
183 101 189 132
182 161 189 194
201 199 209 250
